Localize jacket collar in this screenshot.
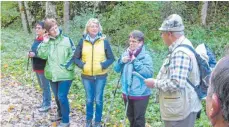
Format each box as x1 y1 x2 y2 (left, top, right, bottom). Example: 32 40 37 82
168 35 186 53
83 32 105 44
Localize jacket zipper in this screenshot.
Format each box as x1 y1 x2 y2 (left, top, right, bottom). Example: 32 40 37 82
92 44 94 77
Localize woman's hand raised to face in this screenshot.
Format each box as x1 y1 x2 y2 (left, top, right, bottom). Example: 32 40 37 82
43 33 50 43
122 56 130 63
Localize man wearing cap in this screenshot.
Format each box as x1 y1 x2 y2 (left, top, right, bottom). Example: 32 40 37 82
144 14 202 127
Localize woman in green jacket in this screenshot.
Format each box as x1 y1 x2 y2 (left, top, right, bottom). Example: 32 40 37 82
37 18 75 127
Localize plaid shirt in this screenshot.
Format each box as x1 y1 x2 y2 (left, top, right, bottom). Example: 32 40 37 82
155 36 192 92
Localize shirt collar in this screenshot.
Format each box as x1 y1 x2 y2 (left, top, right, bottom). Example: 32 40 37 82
168 35 186 53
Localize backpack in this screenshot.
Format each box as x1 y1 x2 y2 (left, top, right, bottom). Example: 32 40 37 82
177 44 216 100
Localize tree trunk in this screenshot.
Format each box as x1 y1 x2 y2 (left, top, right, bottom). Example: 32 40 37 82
24 1 34 28
64 1 70 33
18 1 28 33
201 1 208 26
45 1 57 18
93 1 100 16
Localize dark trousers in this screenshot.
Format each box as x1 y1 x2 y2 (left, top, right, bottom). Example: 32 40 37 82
124 98 149 127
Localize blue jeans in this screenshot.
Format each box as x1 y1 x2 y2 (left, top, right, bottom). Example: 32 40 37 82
82 77 107 122
50 80 72 123
36 73 51 107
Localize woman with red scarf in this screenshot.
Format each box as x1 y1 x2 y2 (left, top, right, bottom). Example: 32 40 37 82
114 30 154 127
28 21 51 112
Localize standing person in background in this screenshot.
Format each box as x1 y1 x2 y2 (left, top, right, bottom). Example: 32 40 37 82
206 55 229 127
28 21 51 112
74 18 115 127
144 14 202 127
114 30 153 127
37 18 75 127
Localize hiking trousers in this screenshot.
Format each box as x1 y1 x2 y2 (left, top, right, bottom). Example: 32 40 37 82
164 112 197 127
124 97 149 127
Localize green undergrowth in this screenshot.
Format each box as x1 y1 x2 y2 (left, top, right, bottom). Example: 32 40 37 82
2 20 229 126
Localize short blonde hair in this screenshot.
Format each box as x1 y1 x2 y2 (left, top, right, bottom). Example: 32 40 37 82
84 18 102 35
44 18 57 32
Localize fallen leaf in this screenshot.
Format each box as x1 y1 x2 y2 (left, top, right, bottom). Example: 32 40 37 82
8 105 15 112
4 64 8 68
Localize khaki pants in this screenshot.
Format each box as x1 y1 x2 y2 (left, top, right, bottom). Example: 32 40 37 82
164 112 197 127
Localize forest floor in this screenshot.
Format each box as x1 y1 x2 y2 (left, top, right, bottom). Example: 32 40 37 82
0 74 85 127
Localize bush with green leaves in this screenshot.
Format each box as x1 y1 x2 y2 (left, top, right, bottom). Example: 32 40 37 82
1 2 20 27
3 1 229 126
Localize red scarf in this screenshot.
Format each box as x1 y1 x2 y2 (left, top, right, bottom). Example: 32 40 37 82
36 36 44 41
128 43 143 61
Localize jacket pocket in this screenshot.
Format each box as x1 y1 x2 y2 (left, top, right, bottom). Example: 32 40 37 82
161 90 188 117
93 62 103 74
83 63 91 75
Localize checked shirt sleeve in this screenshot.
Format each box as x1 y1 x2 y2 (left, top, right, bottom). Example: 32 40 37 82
155 51 192 92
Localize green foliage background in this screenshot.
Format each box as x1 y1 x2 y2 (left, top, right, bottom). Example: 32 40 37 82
1 1 229 127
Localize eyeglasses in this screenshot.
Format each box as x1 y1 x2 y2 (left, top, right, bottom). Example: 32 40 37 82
128 40 139 44
89 25 99 28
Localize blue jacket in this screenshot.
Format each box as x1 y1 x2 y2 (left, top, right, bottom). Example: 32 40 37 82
114 46 153 97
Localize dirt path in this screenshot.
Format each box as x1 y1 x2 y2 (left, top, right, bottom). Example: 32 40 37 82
0 75 85 127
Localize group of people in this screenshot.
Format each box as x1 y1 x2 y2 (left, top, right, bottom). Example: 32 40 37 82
27 14 229 127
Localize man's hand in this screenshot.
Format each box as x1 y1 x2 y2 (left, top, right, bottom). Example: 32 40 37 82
144 78 156 88
28 52 35 58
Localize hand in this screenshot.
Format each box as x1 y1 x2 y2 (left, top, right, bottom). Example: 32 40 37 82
144 78 155 88
28 51 35 58
43 33 50 43
121 56 130 63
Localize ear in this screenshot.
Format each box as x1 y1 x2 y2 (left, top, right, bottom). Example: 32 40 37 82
209 93 221 118
167 32 172 36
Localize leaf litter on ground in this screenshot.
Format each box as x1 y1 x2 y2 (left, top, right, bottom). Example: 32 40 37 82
1 74 86 127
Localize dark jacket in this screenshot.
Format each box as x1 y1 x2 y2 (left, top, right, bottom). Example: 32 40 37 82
31 38 46 70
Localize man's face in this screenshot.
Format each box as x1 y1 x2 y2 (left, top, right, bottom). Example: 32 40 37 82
161 31 171 46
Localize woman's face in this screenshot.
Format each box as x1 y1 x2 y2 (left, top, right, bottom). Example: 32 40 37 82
35 24 45 36
88 22 99 38
129 37 141 51
48 24 59 37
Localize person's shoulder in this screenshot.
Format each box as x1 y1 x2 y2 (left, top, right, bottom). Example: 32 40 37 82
60 35 74 46
103 39 111 46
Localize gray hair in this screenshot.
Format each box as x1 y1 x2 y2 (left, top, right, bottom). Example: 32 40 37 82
129 30 144 42
171 31 184 38
84 18 102 35
209 55 229 122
